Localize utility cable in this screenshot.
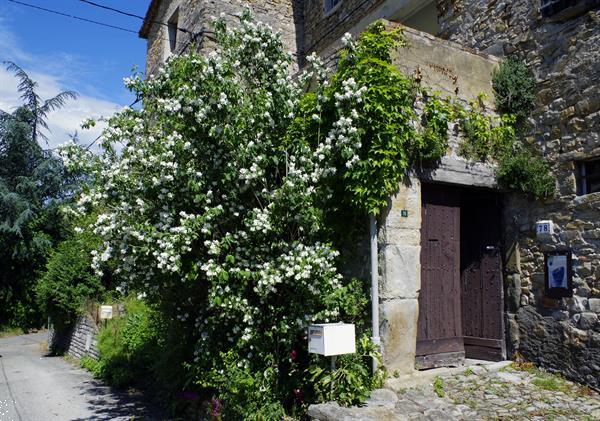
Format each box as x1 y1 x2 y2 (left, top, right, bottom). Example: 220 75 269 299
77 0 146 21
6 0 138 34
77 0 203 35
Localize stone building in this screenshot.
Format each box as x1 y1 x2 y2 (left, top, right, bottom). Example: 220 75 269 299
140 1 600 388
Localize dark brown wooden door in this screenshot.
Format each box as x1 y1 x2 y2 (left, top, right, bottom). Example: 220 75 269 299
460 192 504 360
417 184 464 369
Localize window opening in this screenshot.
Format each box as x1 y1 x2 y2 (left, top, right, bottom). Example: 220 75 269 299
541 0 600 20
324 0 342 14
168 9 179 53
576 158 600 195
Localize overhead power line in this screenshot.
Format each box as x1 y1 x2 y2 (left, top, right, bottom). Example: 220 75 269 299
7 0 138 34
77 0 198 35
77 0 145 21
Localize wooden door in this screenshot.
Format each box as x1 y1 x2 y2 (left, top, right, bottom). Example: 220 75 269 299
417 184 465 369
460 192 504 360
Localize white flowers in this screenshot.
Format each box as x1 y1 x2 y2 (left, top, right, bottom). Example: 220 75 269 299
61 15 363 366
341 32 353 46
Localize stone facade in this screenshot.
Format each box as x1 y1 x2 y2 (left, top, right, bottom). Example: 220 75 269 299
49 316 100 360
140 0 303 76
434 0 600 388
140 0 600 389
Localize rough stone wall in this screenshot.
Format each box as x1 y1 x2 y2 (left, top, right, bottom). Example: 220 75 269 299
49 316 100 360
438 0 600 388
144 0 303 76
303 0 385 55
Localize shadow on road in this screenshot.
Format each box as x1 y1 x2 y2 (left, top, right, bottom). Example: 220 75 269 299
70 379 166 421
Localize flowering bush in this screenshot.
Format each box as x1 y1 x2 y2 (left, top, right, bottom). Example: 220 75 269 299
62 12 378 417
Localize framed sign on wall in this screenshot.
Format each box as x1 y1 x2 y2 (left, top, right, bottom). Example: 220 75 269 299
544 250 573 298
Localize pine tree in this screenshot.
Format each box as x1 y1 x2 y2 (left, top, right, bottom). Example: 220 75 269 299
0 62 78 329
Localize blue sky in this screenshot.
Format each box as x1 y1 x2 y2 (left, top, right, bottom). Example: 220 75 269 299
0 0 151 148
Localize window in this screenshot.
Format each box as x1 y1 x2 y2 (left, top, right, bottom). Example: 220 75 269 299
576 159 600 195
541 0 600 20
324 0 342 14
168 9 179 53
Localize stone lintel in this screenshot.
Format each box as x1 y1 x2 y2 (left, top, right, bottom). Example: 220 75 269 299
417 156 499 189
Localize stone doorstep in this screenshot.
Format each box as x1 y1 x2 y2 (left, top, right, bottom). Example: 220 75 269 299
385 360 514 392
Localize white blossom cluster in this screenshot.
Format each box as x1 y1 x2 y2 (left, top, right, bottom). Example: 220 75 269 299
60 14 367 369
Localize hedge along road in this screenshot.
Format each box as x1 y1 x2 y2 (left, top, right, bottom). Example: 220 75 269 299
0 332 160 421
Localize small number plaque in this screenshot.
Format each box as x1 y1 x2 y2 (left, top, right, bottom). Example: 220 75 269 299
536 220 554 237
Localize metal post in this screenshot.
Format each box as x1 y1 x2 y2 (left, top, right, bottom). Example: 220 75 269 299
330 355 337 401
370 214 381 373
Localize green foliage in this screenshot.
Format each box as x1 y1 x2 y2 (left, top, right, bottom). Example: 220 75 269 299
457 98 517 162
306 21 451 216
36 229 104 330
496 149 556 200
0 326 24 338
413 93 454 163
92 298 159 388
80 355 103 377
455 97 555 200
492 58 536 125
0 63 79 329
308 334 385 406
200 350 287 420
433 376 445 397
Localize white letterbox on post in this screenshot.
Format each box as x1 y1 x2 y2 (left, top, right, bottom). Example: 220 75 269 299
308 323 356 356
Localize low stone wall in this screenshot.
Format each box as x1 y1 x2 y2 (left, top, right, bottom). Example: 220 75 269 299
48 315 100 360
516 305 600 389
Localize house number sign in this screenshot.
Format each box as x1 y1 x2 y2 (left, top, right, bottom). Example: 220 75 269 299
536 220 554 237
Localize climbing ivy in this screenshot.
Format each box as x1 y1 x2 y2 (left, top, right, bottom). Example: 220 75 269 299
297 21 553 215
294 21 452 216
456 96 517 162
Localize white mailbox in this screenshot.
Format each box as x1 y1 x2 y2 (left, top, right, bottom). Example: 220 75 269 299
536 220 554 237
308 323 356 356
99 305 113 320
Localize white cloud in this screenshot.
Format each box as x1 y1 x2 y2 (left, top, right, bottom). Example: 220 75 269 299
0 67 122 149
0 19 123 150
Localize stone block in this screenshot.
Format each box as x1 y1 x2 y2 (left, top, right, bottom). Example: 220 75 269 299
551 310 569 321
504 242 521 274
381 245 421 299
380 298 418 375
565 296 587 312
579 312 599 330
380 227 420 246
589 298 600 313
365 389 399 409
383 178 421 232
506 273 521 313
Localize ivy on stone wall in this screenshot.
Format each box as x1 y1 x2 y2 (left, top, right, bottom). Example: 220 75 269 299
299 21 554 214
294 22 453 216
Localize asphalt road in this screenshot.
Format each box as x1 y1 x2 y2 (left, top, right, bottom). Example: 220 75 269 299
0 332 159 421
